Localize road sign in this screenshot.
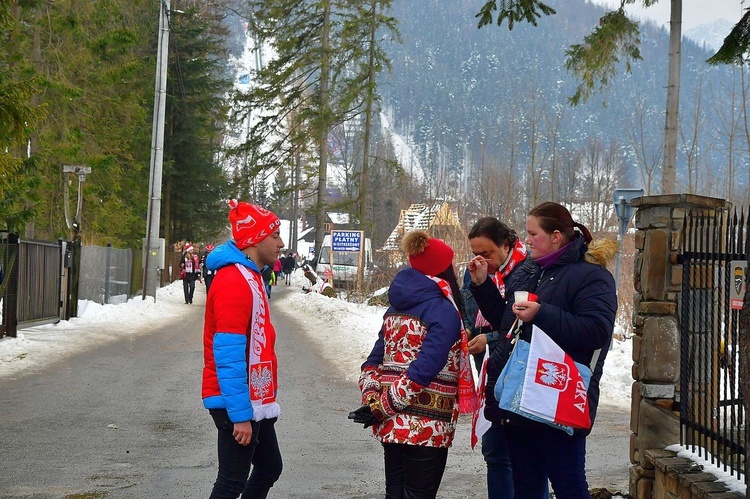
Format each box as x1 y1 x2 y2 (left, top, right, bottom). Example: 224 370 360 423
331 230 363 253
730 260 747 310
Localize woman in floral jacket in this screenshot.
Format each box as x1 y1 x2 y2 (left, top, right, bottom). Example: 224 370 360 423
354 230 475 499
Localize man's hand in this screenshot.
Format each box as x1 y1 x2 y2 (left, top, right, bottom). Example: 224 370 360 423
467 333 488 354
468 256 488 285
233 421 254 446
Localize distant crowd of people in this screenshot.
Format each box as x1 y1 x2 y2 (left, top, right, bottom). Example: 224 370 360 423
179 241 301 304
195 197 618 499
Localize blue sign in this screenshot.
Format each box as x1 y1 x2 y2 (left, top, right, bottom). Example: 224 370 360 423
331 230 363 252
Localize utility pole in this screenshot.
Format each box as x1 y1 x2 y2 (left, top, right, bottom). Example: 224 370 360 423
142 0 170 300
62 164 91 319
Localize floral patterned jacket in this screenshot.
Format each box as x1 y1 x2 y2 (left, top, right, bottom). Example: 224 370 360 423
359 268 462 448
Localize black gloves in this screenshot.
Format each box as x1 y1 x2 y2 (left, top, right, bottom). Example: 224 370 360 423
348 404 377 428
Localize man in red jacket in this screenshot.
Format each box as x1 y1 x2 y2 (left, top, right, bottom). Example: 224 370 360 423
202 199 285 499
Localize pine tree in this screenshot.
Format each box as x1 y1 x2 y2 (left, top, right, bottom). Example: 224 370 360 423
5 0 157 245
0 0 46 233
162 2 233 245
477 0 683 194
239 0 397 256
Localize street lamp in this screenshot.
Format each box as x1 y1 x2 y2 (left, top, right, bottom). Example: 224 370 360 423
612 188 644 289
62 165 91 238
142 0 170 300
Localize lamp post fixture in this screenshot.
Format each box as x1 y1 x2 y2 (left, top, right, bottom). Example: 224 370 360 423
612 188 644 290
142 0 171 300
62 165 91 238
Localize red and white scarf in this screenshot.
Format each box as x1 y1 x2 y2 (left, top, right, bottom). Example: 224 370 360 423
430 276 477 414
475 240 528 328
236 264 280 421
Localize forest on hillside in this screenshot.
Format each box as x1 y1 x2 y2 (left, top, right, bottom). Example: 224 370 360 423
3 0 748 254
373 0 746 231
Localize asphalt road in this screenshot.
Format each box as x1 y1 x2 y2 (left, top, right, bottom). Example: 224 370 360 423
0 285 631 498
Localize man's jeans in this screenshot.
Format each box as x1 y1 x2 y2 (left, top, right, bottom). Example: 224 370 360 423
483 423 513 498
208 410 283 499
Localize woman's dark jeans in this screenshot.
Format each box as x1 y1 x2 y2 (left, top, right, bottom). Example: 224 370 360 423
382 442 449 499
209 409 283 499
504 423 588 499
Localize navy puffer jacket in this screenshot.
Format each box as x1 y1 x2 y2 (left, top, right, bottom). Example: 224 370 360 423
475 235 618 435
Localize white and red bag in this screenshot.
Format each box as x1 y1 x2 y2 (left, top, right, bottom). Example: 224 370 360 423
494 325 594 434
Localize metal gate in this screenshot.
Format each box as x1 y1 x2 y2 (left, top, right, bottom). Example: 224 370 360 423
17 239 62 328
681 208 746 481
0 235 64 337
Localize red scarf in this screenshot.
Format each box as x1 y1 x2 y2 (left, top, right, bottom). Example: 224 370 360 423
236 264 280 421
475 240 528 328
430 277 477 414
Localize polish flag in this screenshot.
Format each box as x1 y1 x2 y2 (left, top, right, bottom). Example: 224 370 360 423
471 345 492 449
519 325 591 430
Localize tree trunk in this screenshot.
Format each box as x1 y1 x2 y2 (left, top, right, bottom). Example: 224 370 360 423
357 0 377 290
661 0 682 194
314 0 331 259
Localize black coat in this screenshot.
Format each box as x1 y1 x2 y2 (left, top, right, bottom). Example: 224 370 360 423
475 235 618 434
282 256 296 273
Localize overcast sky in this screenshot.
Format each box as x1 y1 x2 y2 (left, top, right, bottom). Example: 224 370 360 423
591 0 743 31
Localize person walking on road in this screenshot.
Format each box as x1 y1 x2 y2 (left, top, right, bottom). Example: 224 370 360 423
350 230 476 499
202 199 285 499
202 243 216 295
182 244 201 304
261 264 275 299
282 252 296 285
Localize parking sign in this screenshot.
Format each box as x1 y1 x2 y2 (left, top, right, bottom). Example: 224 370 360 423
331 230 363 252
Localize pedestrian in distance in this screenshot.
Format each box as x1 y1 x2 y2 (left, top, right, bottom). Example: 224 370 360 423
261 264 274 299
472 202 618 499
282 252 296 285
273 255 283 283
350 229 476 499
464 216 535 499
202 199 285 499
182 244 200 304
202 243 216 295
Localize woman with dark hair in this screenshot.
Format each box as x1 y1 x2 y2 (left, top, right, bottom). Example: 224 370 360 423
350 230 475 499
471 202 618 499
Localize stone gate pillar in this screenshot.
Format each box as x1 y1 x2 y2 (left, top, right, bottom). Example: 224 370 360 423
628 194 729 499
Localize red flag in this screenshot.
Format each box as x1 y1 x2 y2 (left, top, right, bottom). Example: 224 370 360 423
471 345 492 449
519 326 591 430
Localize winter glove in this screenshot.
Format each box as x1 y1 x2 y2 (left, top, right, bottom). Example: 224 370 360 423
348 405 377 428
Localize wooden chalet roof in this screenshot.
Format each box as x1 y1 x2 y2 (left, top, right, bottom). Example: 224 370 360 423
381 203 461 251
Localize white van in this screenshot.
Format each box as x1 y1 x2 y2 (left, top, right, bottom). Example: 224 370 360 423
316 234 373 283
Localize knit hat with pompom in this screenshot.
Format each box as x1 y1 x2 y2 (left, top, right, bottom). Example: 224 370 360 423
228 199 281 250
402 230 454 276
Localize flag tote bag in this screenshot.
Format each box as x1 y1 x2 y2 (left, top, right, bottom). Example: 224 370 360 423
494 325 595 435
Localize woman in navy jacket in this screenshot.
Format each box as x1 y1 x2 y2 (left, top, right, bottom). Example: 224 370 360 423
470 202 617 499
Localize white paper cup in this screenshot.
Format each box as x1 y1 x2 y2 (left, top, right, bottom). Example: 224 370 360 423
514 290 529 303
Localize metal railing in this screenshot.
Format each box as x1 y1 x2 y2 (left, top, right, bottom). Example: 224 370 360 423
681 208 747 481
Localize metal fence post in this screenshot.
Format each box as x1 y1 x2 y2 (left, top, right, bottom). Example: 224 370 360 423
3 234 19 338
104 242 111 305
